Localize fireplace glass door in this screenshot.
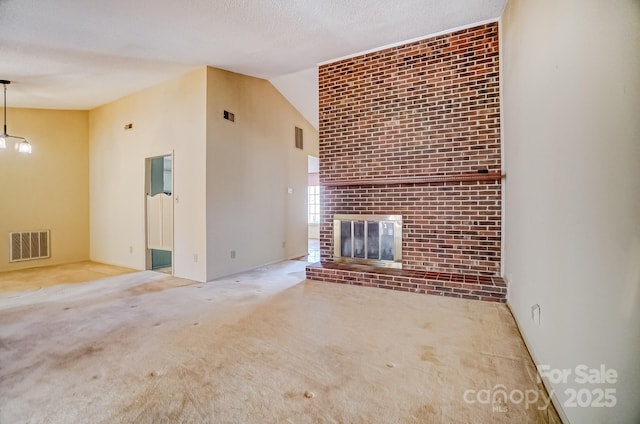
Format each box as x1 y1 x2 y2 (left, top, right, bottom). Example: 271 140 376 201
334 214 402 268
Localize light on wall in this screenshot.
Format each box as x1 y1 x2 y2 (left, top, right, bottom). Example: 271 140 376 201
0 80 31 154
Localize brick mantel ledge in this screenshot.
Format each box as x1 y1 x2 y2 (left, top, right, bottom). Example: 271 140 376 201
322 172 502 187
306 262 507 303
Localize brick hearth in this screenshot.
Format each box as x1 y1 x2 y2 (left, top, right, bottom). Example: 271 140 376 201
306 262 506 303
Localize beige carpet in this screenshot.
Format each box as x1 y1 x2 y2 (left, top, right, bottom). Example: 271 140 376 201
0 261 560 423
0 261 134 292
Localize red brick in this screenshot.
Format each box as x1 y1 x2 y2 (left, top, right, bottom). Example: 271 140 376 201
310 23 503 303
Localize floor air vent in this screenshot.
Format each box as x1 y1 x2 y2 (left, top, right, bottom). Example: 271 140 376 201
10 230 50 262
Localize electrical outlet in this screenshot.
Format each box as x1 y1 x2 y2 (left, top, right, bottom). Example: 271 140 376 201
193 254 198 263
282 242 286 248
129 246 133 254
230 250 236 259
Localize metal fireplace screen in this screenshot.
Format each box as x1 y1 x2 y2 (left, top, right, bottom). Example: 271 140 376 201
333 214 402 269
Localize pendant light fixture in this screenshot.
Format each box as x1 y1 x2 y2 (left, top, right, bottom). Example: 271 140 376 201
0 80 31 154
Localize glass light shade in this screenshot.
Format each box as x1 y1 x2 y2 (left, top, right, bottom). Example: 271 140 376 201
17 139 32 154
0 135 6 149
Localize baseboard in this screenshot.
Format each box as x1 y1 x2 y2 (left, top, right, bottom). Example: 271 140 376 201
506 302 571 424
207 255 308 282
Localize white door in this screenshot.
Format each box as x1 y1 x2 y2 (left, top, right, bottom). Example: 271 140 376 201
146 193 173 251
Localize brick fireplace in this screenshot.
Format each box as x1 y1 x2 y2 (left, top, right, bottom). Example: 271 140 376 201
306 22 506 303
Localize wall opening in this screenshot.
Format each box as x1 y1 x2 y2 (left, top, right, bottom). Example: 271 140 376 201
307 155 320 262
145 154 173 273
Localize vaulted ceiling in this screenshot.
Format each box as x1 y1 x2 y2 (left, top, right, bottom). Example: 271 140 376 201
0 0 505 128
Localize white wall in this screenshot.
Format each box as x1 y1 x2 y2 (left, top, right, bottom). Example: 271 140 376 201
89 68 208 282
89 66 318 282
502 1 640 423
270 67 319 130
205 67 318 280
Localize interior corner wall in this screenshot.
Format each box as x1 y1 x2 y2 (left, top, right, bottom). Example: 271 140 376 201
502 1 640 423
0 108 89 271
205 67 318 281
89 67 208 282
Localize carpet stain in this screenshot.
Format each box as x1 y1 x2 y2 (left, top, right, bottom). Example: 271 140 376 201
124 278 195 296
0 338 10 350
413 404 440 421
53 345 104 369
420 345 443 365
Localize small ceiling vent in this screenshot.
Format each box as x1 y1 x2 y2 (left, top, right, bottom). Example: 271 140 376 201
9 230 50 262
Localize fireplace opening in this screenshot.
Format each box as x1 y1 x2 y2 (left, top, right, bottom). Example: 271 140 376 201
333 214 402 268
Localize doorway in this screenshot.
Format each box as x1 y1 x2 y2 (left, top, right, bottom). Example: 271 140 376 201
145 154 173 273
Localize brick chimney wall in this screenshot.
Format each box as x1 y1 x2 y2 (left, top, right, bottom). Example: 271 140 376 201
318 22 501 276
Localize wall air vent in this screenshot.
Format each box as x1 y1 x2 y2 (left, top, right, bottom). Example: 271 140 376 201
223 110 235 122
9 230 50 262
295 126 303 149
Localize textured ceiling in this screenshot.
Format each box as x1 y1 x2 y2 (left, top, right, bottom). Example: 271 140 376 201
0 0 505 127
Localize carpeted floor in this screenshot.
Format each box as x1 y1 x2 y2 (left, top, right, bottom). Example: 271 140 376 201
0 261 560 423
0 261 134 292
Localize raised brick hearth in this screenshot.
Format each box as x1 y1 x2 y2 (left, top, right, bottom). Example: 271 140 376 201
306 23 505 302
307 262 506 303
